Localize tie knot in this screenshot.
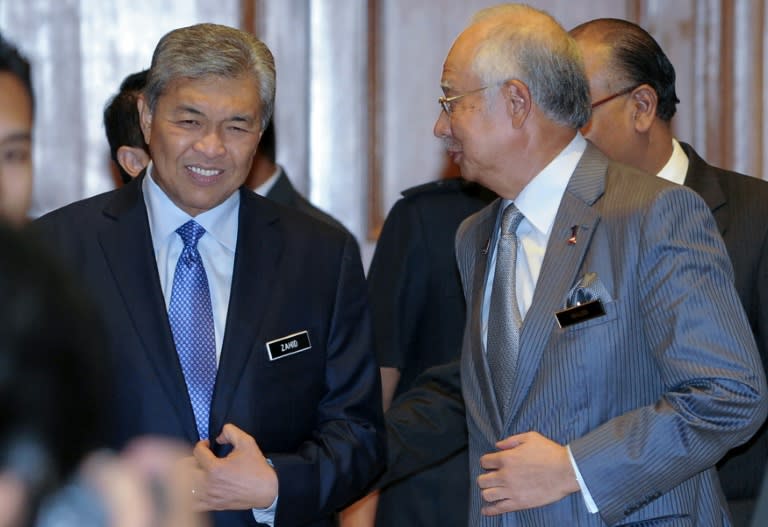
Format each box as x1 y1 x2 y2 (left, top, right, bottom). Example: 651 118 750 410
500 203 524 235
176 220 206 249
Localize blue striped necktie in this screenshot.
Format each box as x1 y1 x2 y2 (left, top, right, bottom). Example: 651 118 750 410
168 220 217 440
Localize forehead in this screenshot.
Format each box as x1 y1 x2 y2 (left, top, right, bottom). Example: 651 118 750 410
0 72 33 137
441 30 482 90
157 74 262 117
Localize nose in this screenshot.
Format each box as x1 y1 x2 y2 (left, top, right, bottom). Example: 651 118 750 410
434 110 451 139
194 128 226 158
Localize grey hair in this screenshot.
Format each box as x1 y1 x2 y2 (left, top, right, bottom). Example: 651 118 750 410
144 23 276 130
470 4 591 129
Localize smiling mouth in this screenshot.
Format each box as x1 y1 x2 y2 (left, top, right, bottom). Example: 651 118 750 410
187 165 222 177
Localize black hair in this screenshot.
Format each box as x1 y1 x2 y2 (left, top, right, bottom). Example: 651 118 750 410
103 69 149 184
571 18 680 121
0 32 34 114
258 119 276 163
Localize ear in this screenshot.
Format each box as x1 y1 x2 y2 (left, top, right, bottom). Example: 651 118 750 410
137 95 153 144
501 79 531 128
629 84 657 133
116 146 150 178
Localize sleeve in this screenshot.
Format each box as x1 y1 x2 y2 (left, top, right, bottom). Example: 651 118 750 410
754 223 768 389
379 360 467 487
270 235 387 525
367 199 428 369
569 186 768 525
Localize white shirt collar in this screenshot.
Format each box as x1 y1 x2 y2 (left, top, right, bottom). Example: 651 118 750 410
503 133 587 237
252 165 283 197
143 161 240 253
655 138 689 185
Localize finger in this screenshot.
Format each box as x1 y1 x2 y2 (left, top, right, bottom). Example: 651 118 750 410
215 423 244 445
193 439 218 470
175 455 200 475
217 423 260 453
480 451 503 470
481 485 509 504
481 499 516 516
496 433 526 450
477 471 502 490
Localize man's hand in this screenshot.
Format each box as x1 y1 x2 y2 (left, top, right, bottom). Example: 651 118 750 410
477 431 579 515
182 423 278 512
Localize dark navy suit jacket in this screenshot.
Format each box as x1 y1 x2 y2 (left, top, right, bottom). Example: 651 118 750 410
33 177 385 527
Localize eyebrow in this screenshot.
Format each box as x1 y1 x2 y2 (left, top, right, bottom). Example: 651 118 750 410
229 115 255 125
175 105 256 126
175 105 205 116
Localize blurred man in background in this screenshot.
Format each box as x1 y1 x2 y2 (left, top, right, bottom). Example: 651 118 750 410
0 33 33 226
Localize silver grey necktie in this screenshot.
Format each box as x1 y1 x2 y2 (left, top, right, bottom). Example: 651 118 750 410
487 203 525 420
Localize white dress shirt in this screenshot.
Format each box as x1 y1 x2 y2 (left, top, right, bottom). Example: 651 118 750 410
252 164 282 197
481 133 585 343
656 138 690 183
142 165 277 524
143 163 238 364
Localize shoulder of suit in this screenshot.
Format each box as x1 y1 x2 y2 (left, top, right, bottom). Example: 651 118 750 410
400 178 495 201
36 185 127 224
400 178 473 198
681 141 768 194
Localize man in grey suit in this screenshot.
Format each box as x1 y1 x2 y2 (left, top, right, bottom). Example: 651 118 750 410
427 4 767 525
570 18 768 525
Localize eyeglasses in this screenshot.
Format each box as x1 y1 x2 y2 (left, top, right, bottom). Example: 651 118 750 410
438 86 488 115
590 84 640 109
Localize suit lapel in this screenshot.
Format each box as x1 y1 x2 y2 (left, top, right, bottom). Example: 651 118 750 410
98 179 199 441
209 189 283 437
679 142 729 236
503 145 605 428
465 200 506 437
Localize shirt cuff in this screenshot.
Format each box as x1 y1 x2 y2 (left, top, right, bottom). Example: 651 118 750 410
251 496 278 526
567 445 598 513
251 458 278 526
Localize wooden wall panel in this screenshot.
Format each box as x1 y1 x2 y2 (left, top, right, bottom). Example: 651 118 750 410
247 0 764 267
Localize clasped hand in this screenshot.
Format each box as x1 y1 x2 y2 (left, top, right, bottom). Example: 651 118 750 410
477 431 580 515
180 423 278 512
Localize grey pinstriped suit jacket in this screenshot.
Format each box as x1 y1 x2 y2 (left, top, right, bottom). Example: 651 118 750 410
456 144 767 526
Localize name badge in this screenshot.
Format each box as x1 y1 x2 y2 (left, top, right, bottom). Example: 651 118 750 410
555 300 606 328
266 330 312 361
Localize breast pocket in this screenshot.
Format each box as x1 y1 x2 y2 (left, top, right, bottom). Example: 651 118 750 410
556 299 619 334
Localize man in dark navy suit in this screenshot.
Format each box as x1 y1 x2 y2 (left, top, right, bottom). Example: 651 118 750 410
34 23 384 527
